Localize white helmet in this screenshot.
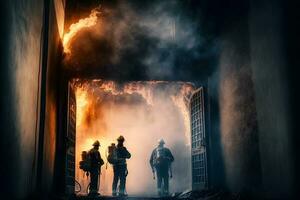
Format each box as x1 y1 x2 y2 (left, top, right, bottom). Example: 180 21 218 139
158 139 165 145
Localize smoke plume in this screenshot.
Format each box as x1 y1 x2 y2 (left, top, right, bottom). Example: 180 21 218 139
63 0 220 195
63 0 218 80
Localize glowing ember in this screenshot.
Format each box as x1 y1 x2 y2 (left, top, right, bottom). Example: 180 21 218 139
63 7 101 54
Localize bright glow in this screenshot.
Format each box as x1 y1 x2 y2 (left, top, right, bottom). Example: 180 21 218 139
63 7 101 54
54 0 65 38
74 79 195 195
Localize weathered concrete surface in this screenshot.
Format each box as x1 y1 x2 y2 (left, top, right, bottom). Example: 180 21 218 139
249 0 295 198
0 0 65 199
0 0 44 198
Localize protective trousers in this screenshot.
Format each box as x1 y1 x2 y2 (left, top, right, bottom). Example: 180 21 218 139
112 164 127 195
156 166 169 196
90 169 99 193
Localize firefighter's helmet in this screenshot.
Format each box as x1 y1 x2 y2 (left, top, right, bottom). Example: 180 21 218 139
158 139 165 145
117 135 125 142
93 140 100 146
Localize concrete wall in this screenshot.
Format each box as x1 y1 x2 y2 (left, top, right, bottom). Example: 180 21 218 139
249 0 295 198
208 1 261 196
40 0 65 197
218 7 262 196
208 0 297 198
0 0 44 198
0 0 64 198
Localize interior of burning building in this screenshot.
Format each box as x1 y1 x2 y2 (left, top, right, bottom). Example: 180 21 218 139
0 0 299 199
73 80 197 196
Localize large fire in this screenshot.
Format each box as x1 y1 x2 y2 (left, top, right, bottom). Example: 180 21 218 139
74 79 195 136
63 7 101 54
73 79 196 195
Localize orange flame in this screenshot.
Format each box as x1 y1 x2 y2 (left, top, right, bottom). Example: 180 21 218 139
171 84 195 142
63 7 101 54
76 89 89 127
73 79 196 194
74 79 195 140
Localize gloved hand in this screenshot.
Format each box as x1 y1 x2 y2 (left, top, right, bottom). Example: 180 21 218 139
152 170 155 180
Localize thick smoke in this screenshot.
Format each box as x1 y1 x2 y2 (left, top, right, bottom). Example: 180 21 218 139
64 0 220 195
63 0 218 80
74 80 195 195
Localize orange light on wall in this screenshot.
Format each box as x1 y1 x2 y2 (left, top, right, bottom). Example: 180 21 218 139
62 7 101 54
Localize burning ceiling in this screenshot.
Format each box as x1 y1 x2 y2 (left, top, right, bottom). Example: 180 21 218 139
72 79 195 138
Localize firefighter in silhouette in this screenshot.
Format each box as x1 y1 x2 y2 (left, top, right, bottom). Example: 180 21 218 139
88 140 104 196
112 135 131 196
150 139 174 196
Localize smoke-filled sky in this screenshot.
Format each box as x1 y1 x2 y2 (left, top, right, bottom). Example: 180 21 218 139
74 80 196 195
65 0 221 195
63 0 219 81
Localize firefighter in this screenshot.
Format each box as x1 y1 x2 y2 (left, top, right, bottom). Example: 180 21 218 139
112 135 131 196
88 140 104 196
150 139 174 196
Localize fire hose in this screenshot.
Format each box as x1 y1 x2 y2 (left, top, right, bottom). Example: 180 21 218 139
75 172 99 194
86 183 91 194
86 170 101 194
75 179 81 193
